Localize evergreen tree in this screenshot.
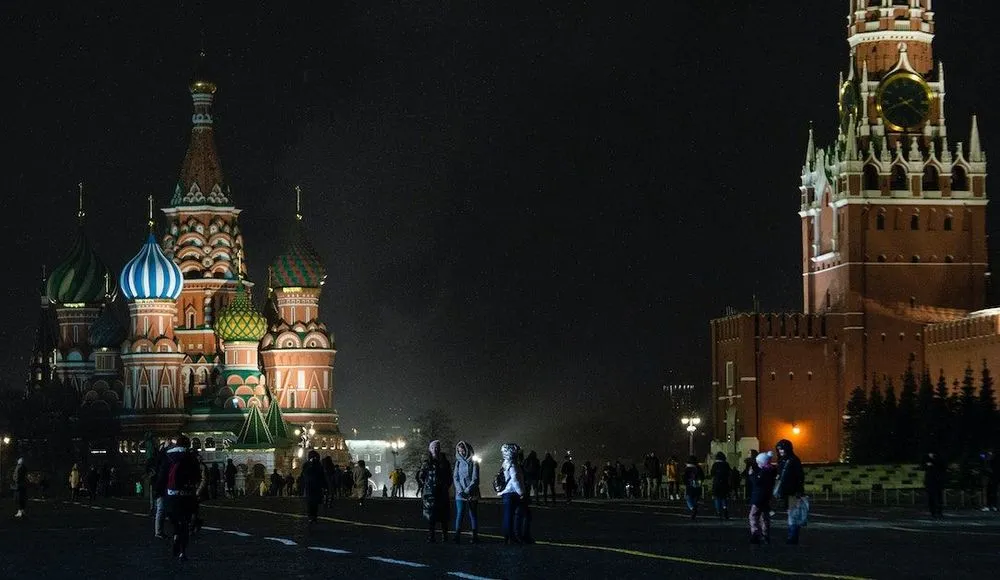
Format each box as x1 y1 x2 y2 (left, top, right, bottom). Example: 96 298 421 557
897 362 918 462
843 386 869 463
979 360 997 449
959 365 978 459
868 376 886 462
883 377 898 462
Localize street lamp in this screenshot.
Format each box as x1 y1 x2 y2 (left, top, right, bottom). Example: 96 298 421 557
680 416 701 455
389 438 406 470
296 421 316 459
0 435 10 495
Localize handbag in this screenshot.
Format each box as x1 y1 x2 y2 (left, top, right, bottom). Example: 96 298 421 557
789 495 811 526
492 470 506 494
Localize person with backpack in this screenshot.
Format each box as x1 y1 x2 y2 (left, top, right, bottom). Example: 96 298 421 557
453 440 480 543
156 435 201 560
710 452 731 520
682 455 705 520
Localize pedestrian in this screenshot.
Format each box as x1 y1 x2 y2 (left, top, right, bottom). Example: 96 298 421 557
748 451 776 544
86 466 99 503
666 457 679 500
12 458 27 518
209 462 221 500
539 452 557 503
743 448 759 502
415 467 425 498
453 440 480 543
561 454 576 502
710 451 731 520
773 439 806 544
682 455 704 519
922 451 946 518
516 448 535 544
421 440 452 542
523 451 540 499
353 460 371 506
224 459 237 498
269 469 283 496
258 479 267 497
497 443 525 544
156 435 201 560
980 450 999 512
302 450 327 523
69 464 81 501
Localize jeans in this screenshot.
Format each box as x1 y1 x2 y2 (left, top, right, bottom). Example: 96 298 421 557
786 496 803 542
749 504 770 537
455 498 478 531
541 480 556 502
154 496 165 535
165 496 194 556
713 496 728 514
516 495 532 540
501 493 520 540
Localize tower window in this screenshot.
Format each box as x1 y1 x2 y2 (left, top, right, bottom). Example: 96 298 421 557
863 165 880 191
912 255 921 263
910 214 919 230
923 165 940 191
891 165 908 190
876 213 885 230
945 255 954 263
788 372 794 381
877 254 887 262
944 215 953 231
952 166 968 191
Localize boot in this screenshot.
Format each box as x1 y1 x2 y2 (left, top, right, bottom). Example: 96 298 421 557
723 507 729 520
14 510 23 518
471 530 479 544
427 526 436 543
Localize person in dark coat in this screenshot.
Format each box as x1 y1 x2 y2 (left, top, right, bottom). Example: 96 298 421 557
12 458 27 518
86 466 99 503
522 451 540 499
539 452 558 503
421 439 453 542
710 452 731 520
748 452 777 544
302 450 328 522
682 455 705 520
224 459 237 498
156 435 201 560
922 451 946 518
208 463 221 500
561 455 576 502
453 440 480 543
773 439 805 544
743 448 759 502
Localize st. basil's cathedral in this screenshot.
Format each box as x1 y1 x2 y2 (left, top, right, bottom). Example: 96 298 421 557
28 69 347 471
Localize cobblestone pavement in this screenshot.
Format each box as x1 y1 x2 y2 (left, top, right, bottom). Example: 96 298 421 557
1 494 998 579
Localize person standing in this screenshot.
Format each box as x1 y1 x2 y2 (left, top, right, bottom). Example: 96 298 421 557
224 459 237 499
710 452 731 520
86 466 99 503
453 440 480 543
12 458 27 518
156 436 201 560
209 463 221 501
682 455 704 520
522 451 540 499
302 450 328 523
922 451 946 518
748 452 777 544
69 464 81 501
421 440 452 542
561 455 576 502
743 448 759 504
539 452 557 503
353 460 371 506
666 457 679 500
773 439 806 544
498 443 525 544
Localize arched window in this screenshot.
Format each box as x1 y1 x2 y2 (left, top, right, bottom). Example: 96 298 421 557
922 165 940 191
877 254 887 262
912 255 921 263
910 214 919 230
876 212 886 230
952 166 968 191
863 165 880 191
891 165 908 190
944 214 953 231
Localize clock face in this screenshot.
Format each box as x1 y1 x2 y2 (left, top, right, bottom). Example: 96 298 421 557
876 72 932 132
838 80 860 132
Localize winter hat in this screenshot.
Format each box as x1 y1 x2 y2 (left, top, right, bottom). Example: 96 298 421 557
456 440 473 458
429 440 441 457
715 451 726 461
501 443 519 462
756 451 774 468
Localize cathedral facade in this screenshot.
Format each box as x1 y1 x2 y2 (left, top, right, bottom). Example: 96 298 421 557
32 71 347 468
710 0 989 463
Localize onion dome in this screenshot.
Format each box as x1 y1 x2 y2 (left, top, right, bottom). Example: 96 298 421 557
120 234 184 301
46 229 112 305
215 282 267 342
89 303 127 349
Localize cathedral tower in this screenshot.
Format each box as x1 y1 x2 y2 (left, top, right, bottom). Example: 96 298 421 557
215 267 268 410
260 188 341 439
160 63 248 397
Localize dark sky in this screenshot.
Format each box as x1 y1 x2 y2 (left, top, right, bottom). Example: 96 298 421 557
4 1 998 460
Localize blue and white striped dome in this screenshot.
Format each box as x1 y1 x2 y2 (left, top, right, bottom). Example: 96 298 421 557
119 233 184 301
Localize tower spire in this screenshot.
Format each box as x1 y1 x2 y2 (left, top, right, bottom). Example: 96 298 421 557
236 247 245 281
147 195 155 232
970 115 984 162
804 122 816 170
77 182 85 223
845 114 858 161
295 185 303 221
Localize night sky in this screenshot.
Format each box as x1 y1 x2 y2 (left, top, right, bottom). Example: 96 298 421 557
4 2 999 460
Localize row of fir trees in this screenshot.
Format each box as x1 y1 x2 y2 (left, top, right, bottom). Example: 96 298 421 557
843 357 998 466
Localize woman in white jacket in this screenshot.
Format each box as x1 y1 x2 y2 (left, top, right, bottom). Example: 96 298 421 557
498 443 525 544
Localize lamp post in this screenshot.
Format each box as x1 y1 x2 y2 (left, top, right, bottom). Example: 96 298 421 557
294 422 316 459
0 435 10 495
680 416 701 456
389 438 406 470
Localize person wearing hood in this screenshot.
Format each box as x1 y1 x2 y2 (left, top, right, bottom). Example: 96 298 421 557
302 450 328 523
155 435 201 560
749 451 776 544
498 443 526 544
710 452 732 520
522 451 540 498
421 440 453 542
353 460 372 505
69 464 81 501
682 455 704 520
539 452 557 503
224 458 237 499
453 440 480 543
773 439 805 545
12 457 27 518
922 451 946 518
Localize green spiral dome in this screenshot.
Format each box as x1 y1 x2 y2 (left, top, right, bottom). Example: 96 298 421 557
46 229 112 305
215 283 267 342
269 221 326 289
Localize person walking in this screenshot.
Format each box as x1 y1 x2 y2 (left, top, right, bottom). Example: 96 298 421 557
682 455 704 520
302 450 328 523
666 457 679 500
86 466 99 503
773 439 806 544
156 436 201 560
12 458 27 518
539 452 557 503
224 459 237 499
421 440 452 542
748 451 777 544
710 452 731 520
498 443 525 544
69 464 81 501
453 440 480 543
981 450 999 512
922 451 946 518
353 460 371 506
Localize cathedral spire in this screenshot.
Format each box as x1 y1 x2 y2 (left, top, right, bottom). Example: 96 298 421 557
77 182 85 224
970 115 984 162
804 123 816 170
845 114 858 161
171 51 229 207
